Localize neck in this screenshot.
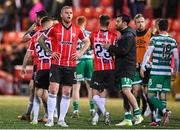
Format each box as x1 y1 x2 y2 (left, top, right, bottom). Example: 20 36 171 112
100 26 108 31
42 26 49 30
121 25 128 31
137 28 146 32
62 20 71 28
159 31 168 35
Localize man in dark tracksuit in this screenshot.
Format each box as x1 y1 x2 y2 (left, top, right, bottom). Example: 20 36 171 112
102 14 143 126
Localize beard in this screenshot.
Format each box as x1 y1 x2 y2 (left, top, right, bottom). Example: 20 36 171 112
116 26 122 32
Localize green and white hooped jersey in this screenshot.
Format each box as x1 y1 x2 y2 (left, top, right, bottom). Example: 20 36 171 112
77 29 93 60
150 34 177 76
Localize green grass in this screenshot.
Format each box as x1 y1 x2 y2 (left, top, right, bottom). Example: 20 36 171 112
0 96 180 129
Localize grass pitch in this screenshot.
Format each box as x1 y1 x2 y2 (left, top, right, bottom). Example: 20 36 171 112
0 96 180 129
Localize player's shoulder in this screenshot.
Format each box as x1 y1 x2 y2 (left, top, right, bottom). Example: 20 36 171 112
72 23 80 29
51 22 62 30
91 31 99 35
108 31 117 37
167 35 177 43
31 31 40 39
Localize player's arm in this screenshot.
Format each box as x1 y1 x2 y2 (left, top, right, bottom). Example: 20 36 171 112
38 34 52 54
102 33 134 56
140 45 154 78
173 48 179 73
21 50 33 78
38 33 59 60
72 29 90 60
79 37 90 57
141 46 154 70
21 24 36 43
24 23 36 36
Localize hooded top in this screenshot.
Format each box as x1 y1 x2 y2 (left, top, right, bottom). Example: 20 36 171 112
108 26 136 79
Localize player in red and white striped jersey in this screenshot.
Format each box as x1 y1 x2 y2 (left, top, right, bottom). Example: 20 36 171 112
38 6 90 127
90 15 116 126
27 17 55 125
18 10 47 121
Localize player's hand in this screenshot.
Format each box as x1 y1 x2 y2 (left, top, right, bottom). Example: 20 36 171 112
140 67 145 78
72 52 82 61
21 68 26 78
51 52 60 60
101 44 111 49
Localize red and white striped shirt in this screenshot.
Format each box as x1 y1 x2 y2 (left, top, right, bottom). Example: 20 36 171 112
29 25 42 65
46 22 86 67
90 30 116 71
28 31 53 71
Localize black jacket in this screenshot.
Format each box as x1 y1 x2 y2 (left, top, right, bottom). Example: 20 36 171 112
108 26 136 79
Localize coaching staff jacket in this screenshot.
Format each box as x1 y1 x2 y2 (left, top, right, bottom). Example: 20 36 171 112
108 26 136 80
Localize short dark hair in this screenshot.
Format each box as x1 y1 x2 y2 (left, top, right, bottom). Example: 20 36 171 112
41 16 54 26
158 19 168 31
99 14 110 27
36 10 47 18
117 14 131 25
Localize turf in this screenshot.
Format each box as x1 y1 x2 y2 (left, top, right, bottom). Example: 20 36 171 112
0 96 180 129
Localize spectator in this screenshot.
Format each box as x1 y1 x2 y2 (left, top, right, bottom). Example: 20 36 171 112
150 0 164 18
128 0 147 18
1 48 13 73
165 0 179 19
113 0 124 18
0 5 8 42
29 0 44 22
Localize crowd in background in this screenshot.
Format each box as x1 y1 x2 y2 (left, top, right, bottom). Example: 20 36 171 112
0 0 180 95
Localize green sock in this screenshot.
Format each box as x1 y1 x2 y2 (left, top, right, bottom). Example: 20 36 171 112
156 100 166 122
134 108 141 116
89 100 95 110
136 96 141 107
73 100 79 111
149 96 166 111
124 112 132 120
156 109 162 122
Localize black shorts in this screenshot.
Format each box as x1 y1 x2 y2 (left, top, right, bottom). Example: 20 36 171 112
90 70 115 91
35 70 49 90
50 64 76 86
142 68 151 86
32 65 37 81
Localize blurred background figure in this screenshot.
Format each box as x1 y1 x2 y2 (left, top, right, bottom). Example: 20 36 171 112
29 0 44 22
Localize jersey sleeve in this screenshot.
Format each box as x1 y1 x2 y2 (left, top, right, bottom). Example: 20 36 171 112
44 26 55 38
149 37 155 47
27 39 35 52
29 30 36 37
78 28 86 41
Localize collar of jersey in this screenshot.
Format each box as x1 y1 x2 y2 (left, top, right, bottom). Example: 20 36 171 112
62 22 72 30
100 29 108 32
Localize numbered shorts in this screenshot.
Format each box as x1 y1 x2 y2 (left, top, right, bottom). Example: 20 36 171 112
118 77 133 90
90 70 115 91
50 64 76 86
148 75 171 92
35 70 49 90
76 59 93 81
132 70 142 85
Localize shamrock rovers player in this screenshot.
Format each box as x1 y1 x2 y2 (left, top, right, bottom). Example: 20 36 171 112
140 19 179 126
72 16 95 117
